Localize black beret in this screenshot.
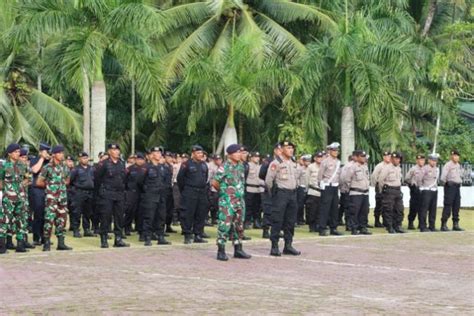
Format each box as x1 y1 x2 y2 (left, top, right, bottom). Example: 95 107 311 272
39 142 51 151
279 141 295 148
240 145 249 152
273 143 282 149
6 143 21 154
383 151 391 156
66 155 74 161
51 145 65 154
181 153 189 158
451 149 460 156
78 152 89 158
314 151 324 158
164 151 172 157
191 145 203 152
150 146 163 153
416 154 425 160
203 151 208 156
352 150 366 157
107 143 120 150
212 154 222 160
249 151 260 157
226 144 241 155
391 152 402 159
98 151 105 158
136 152 145 159
20 148 28 157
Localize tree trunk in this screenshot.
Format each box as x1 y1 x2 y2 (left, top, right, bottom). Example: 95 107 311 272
322 109 328 147
216 104 238 155
238 112 243 145
421 0 437 37
90 80 106 162
341 106 354 164
82 70 91 155
212 118 216 153
131 80 136 155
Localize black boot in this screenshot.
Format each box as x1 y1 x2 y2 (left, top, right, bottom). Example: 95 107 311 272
114 236 130 248
201 232 210 239
157 235 171 245
351 228 359 235
387 226 396 234
194 235 208 243
270 241 281 256
6 236 15 250
24 234 35 249
217 244 228 261
73 230 82 238
165 225 177 233
139 233 145 242
359 228 372 235
408 221 415 230
16 239 28 253
395 226 406 233
100 234 109 248
42 237 51 251
234 243 251 259
144 235 152 246
453 222 464 231
440 221 449 232
124 227 131 236
57 236 73 251
262 228 270 239
83 229 95 237
253 218 262 229
374 217 384 228
283 241 301 256
330 228 343 236
184 235 193 244
0 237 7 254
33 234 42 246
242 235 252 241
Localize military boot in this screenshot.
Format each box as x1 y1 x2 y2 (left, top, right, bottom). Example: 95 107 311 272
114 236 130 248
234 244 251 259
16 239 28 253
359 228 372 235
33 234 42 246
57 236 73 251
283 241 301 256
395 226 406 233
24 234 35 249
83 229 95 237
6 236 15 250
270 241 281 257
184 235 193 244
73 230 82 238
453 222 464 231
157 235 171 245
351 228 359 235
387 226 396 234
408 221 415 230
330 228 343 236
440 220 449 232
100 234 109 248
262 228 270 239
0 237 7 254
42 238 51 251
217 244 228 261
253 218 262 229
144 235 152 246
374 217 384 228
194 235 208 243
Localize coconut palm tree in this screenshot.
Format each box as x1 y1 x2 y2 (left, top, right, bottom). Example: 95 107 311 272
14 0 166 159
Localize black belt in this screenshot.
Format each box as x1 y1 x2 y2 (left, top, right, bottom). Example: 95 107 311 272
445 182 461 187
309 185 321 192
186 185 206 191
276 188 296 193
75 188 94 192
246 184 260 188
350 188 369 193
385 185 400 190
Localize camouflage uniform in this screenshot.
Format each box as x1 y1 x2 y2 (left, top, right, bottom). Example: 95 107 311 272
214 161 246 245
20 165 32 233
0 160 28 240
39 161 69 238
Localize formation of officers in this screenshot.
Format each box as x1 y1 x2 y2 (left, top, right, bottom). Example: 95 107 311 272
0 140 466 261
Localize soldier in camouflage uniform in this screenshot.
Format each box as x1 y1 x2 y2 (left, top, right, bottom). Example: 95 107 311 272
212 144 251 261
36 145 72 251
0 143 29 253
19 148 35 249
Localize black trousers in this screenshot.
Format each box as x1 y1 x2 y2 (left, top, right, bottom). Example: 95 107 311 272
181 187 208 237
319 186 339 230
305 195 320 230
338 192 349 224
270 189 297 243
408 186 421 223
381 188 404 229
348 194 369 230
30 187 45 241
419 190 437 230
374 191 383 219
296 187 306 223
208 190 219 222
142 193 166 238
165 188 174 226
123 190 140 230
245 191 261 222
261 190 272 228
98 190 124 237
70 190 94 231
442 184 461 223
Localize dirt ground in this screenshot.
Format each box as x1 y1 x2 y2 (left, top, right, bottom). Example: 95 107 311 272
1 230 473 314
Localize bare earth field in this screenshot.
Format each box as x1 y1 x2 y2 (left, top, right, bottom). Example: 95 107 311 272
1 210 473 315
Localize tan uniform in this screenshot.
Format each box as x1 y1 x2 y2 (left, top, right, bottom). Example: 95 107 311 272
405 165 424 187
265 158 298 191
207 161 219 192
296 164 308 188
246 161 262 194
306 162 321 197
420 165 439 191
440 161 462 184
370 161 390 187
341 162 370 196
317 155 341 188
376 163 402 191
339 161 354 194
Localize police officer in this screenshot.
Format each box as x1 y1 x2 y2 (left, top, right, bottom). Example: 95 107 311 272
172 154 183 225
338 154 355 231
138 147 171 246
296 155 310 226
69 152 95 238
305 151 324 233
370 151 391 227
259 143 282 239
177 145 209 244
376 152 404 234
30 142 51 245
318 142 342 236
95 143 129 248
245 152 262 228
341 150 372 235
163 151 176 234
405 154 425 229
265 141 301 257
419 153 440 232
207 154 222 226
124 152 146 237
440 150 464 231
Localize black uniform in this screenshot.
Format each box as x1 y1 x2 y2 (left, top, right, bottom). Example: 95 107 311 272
259 157 281 229
163 163 174 228
69 164 95 233
124 164 146 234
95 158 127 239
29 157 48 243
177 159 208 240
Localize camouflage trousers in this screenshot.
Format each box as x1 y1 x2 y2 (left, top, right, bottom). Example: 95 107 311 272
216 197 245 246
1 194 26 240
43 196 68 238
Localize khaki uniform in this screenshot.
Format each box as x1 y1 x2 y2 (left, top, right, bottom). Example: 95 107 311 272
246 161 262 225
376 163 403 231
419 164 439 231
296 164 307 224
341 162 370 231
317 156 341 231
405 164 424 225
441 160 462 225
305 162 321 231
370 161 390 221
